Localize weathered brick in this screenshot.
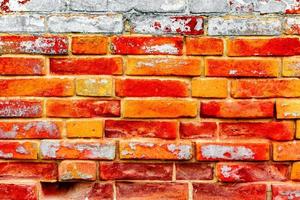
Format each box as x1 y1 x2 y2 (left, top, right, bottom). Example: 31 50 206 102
0 120 63 139
0 14 45 33
0 78 74 97
227 37 300 56
105 120 177 139
40 140 115 160
99 162 173 180
0 162 57 181
276 99 300 119
126 56 201 76
46 99 120 118
0 141 38 159
193 183 267 200
119 141 192 160
176 163 213 180
111 36 183 55
130 15 204 35
186 37 224 55
196 142 270 161
66 120 103 138
116 78 189 97
48 14 123 33
0 183 38 200
205 58 280 77
0 0 66 12
192 78 228 98
72 36 108 55
283 57 300 77
69 0 107 11
41 182 113 200
189 0 229 13
76 77 112 97
220 121 295 141
272 184 300 200
273 141 300 160
208 17 281 36
216 163 289 182
0 100 43 118
133 0 186 12
291 162 300 180
201 100 274 118
0 57 45 75
50 57 122 75
284 0 300 14
59 161 97 181
232 79 300 98
180 121 217 139
0 35 68 54
285 17 300 34
116 182 188 200
123 99 197 118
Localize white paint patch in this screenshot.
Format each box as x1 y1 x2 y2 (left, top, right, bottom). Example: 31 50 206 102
143 44 179 54
167 144 192 159
40 140 60 158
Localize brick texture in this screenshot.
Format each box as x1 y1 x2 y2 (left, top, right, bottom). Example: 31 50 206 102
0 0 300 199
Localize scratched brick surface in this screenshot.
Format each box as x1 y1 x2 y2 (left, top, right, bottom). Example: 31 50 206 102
1 0 300 199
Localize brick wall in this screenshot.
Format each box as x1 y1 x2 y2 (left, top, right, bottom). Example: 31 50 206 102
0 0 300 199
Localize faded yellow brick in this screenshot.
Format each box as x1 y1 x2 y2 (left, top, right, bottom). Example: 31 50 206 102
192 78 228 98
276 99 300 119
283 58 300 77
291 162 300 180
76 77 112 96
66 120 103 138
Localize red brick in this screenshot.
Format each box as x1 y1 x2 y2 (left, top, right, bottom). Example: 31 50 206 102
232 79 300 98
40 140 115 160
105 120 177 139
193 183 267 200
176 163 213 180
227 37 300 56
205 58 279 77
50 57 122 75
196 142 269 161
272 184 300 200
180 121 217 139
0 35 68 54
0 78 74 97
220 122 294 141
115 78 189 97
41 182 113 200
0 57 45 75
0 162 57 181
59 161 97 181
0 99 43 118
0 141 38 159
72 36 108 54
99 162 173 180
111 36 183 55
0 183 38 200
186 37 224 55
200 100 274 118
216 163 289 182
0 120 63 139
46 99 120 118
116 182 188 200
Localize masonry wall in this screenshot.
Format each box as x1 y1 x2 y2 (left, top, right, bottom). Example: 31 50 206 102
1 0 300 199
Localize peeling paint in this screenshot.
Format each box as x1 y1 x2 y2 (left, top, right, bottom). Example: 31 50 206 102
143 44 179 54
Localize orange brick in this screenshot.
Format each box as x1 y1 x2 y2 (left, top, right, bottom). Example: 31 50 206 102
116 78 189 97
0 57 45 75
0 141 38 159
291 162 300 180
126 57 202 76
283 57 300 77
119 141 192 160
232 79 300 98
111 36 183 55
66 120 103 138
273 141 300 161
227 37 300 56
186 37 224 55
123 99 198 118
196 142 270 161
72 36 108 55
205 58 280 77
192 78 228 98
276 99 300 119
201 100 274 118
0 78 74 97
59 161 97 181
